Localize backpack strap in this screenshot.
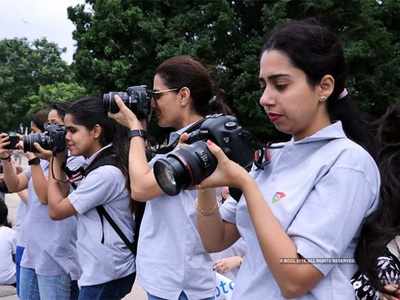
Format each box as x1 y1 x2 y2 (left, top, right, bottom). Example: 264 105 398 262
76 147 139 255
96 206 136 253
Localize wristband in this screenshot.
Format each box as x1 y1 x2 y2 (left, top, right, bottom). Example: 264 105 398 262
28 157 41 166
0 155 11 161
128 129 147 140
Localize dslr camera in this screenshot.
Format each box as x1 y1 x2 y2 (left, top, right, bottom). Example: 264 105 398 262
23 123 66 153
153 114 254 196
103 85 152 119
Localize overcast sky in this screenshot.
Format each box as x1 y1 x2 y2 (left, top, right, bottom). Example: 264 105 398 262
0 0 86 64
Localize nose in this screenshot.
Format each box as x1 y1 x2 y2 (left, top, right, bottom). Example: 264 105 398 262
259 86 275 108
151 98 157 108
65 131 72 142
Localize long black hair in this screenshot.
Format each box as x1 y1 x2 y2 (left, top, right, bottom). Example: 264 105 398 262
0 201 11 228
261 19 373 154
66 96 130 184
355 103 400 290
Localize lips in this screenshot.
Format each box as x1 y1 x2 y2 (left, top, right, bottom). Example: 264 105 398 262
267 112 283 122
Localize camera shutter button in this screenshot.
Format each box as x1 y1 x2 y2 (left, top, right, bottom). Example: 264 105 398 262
224 121 237 129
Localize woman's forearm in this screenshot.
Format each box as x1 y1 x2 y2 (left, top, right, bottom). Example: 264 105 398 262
2 160 24 192
31 165 49 204
129 136 162 201
197 188 239 252
48 157 69 217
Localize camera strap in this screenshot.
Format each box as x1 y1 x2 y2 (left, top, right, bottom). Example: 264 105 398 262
73 147 144 256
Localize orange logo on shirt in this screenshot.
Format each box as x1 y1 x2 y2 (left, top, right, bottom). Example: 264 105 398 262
272 192 286 203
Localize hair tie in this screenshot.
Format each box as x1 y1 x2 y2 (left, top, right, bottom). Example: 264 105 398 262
339 88 348 99
208 96 216 104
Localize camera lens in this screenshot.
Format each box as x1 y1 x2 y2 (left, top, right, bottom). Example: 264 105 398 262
154 156 189 196
102 92 129 113
154 142 217 195
23 133 52 153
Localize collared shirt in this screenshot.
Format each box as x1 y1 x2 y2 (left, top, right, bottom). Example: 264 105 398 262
0 226 16 285
220 122 380 300
136 124 216 300
68 145 135 286
20 159 82 280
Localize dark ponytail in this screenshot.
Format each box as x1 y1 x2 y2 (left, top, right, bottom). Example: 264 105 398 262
262 19 372 153
355 103 400 291
156 55 232 116
31 109 49 132
0 201 11 228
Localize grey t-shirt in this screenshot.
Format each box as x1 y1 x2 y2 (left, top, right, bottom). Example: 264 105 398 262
136 126 215 300
69 164 135 286
20 160 81 280
220 122 380 300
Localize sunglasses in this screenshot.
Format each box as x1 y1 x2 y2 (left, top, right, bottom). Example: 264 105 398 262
150 88 179 101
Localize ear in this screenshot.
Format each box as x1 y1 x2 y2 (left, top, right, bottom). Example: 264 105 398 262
318 75 335 101
178 87 191 107
92 124 103 140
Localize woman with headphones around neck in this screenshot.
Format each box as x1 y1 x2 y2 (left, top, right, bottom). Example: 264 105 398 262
111 55 231 300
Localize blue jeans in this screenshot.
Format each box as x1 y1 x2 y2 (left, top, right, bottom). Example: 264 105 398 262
78 272 135 300
147 291 215 300
19 267 73 300
15 245 24 296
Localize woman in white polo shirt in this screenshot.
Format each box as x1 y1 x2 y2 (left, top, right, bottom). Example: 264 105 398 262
110 55 232 300
195 19 380 300
47 96 136 300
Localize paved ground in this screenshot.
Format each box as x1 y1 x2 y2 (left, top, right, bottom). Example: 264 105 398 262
3 187 147 299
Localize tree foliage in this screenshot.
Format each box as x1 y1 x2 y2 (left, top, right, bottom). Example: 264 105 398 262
69 0 400 141
26 82 88 114
0 38 73 131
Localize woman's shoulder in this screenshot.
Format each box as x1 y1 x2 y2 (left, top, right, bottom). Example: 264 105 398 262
0 226 15 236
87 165 125 181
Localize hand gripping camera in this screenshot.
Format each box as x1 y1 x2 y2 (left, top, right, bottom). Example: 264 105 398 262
153 114 254 196
23 123 66 153
103 85 152 119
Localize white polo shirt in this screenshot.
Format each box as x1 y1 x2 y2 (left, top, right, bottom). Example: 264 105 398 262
69 147 136 286
21 159 81 281
136 127 215 300
220 121 380 300
0 226 16 285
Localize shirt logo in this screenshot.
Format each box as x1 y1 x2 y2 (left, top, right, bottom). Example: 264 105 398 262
272 192 286 203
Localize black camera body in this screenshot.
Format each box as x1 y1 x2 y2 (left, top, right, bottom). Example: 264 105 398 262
154 114 254 196
23 123 66 153
103 85 152 119
4 132 19 150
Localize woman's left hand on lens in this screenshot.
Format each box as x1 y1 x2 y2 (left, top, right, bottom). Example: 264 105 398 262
197 140 249 190
33 143 53 160
108 95 142 130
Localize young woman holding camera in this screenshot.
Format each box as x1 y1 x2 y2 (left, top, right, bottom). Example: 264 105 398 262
194 19 380 299
0 107 81 300
110 55 231 300
47 96 136 300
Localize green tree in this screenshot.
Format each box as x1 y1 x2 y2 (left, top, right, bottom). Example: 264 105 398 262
26 82 88 114
0 38 72 131
69 0 400 141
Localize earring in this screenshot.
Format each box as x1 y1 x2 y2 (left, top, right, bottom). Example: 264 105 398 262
320 96 327 102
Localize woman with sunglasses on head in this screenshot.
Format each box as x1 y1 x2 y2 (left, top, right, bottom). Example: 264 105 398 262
194 19 380 300
0 107 81 300
47 96 136 300
110 55 232 300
